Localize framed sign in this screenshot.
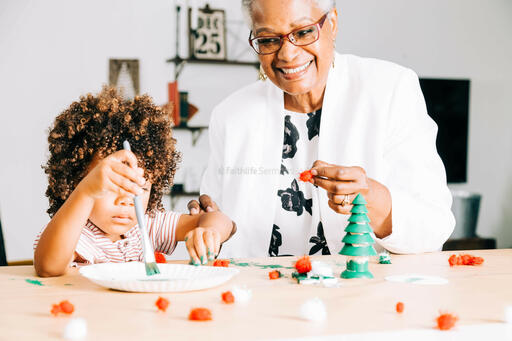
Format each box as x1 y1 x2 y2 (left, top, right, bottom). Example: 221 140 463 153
188 5 227 60
108 59 139 99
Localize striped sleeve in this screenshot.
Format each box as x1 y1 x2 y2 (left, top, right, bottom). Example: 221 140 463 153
147 211 181 255
33 223 99 264
33 225 47 250
74 229 99 264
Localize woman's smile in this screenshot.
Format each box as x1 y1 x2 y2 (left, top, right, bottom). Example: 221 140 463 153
276 60 314 80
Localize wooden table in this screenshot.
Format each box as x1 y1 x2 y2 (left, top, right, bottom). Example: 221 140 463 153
1 250 512 340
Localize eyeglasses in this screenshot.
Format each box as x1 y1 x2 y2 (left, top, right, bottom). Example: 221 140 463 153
249 13 329 55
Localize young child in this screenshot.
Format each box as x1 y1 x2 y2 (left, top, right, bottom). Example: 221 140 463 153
34 87 234 277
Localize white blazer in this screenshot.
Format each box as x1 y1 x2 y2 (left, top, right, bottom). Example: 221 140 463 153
201 53 455 258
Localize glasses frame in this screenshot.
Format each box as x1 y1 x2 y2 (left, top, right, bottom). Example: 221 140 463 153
248 12 329 55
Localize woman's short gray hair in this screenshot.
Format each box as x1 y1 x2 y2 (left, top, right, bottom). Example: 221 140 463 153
241 0 336 28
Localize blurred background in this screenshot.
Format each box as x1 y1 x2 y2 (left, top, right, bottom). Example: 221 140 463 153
0 0 511 263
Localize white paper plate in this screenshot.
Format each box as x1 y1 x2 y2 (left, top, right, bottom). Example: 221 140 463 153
79 262 240 292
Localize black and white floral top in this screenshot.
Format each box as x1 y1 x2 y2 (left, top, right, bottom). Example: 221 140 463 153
269 109 331 257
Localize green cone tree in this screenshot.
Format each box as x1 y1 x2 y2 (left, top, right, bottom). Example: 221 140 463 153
339 193 377 279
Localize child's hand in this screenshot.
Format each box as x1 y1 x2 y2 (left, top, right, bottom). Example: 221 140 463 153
78 150 146 199
184 227 221 265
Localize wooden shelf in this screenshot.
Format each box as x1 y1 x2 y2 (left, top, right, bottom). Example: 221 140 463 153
166 56 259 79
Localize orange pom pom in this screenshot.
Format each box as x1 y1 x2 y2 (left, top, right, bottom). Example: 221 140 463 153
299 170 313 182
189 308 212 321
59 300 74 314
396 302 404 313
154 252 166 264
221 291 234 304
213 259 230 267
268 270 281 280
470 256 484 265
436 313 458 330
50 304 61 316
295 256 312 274
155 297 170 312
448 254 484 266
448 254 457 266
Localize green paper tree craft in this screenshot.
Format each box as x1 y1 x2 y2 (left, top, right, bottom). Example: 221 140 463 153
339 193 377 279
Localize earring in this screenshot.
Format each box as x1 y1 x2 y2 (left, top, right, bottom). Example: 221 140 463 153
258 65 267 81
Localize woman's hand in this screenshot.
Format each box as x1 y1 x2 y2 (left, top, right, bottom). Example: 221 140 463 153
78 150 146 199
187 194 219 215
184 227 221 265
310 160 392 238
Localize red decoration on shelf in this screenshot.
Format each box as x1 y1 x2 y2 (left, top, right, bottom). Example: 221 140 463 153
221 291 234 304
448 254 484 266
155 297 170 312
50 300 75 316
154 252 166 264
189 308 212 321
396 302 404 313
268 270 281 280
295 256 312 274
299 170 313 182
213 259 230 267
436 313 458 330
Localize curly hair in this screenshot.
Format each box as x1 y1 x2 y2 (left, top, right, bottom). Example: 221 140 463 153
44 86 181 217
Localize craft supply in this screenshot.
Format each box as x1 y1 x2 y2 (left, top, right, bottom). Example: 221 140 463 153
189 308 212 321
268 270 282 279
339 194 377 279
123 140 160 276
299 170 313 182
295 256 312 274
213 259 230 267
231 286 252 304
505 306 512 324
221 291 234 304
155 297 170 312
448 254 484 266
62 318 87 340
396 302 404 313
299 298 327 322
310 261 333 278
79 262 240 293
436 313 458 330
51 300 75 316
379 252 392 264
154 252 166 264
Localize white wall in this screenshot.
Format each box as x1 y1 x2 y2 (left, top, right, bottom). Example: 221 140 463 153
335 0 512 247
1 0 511 261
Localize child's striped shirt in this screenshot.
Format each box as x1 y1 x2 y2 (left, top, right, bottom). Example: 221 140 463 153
34 211 181 264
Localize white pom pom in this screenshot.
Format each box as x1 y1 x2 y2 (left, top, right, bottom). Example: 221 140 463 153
310 261 334 278
63 318 87 340
505 306 512 324
299 298 327 322
231 286 252 304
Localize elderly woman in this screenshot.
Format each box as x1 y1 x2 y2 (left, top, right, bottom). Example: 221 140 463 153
188 0 455 258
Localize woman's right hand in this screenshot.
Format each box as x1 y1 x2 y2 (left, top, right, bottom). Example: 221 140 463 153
78 150 146 199
187 194 219 215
